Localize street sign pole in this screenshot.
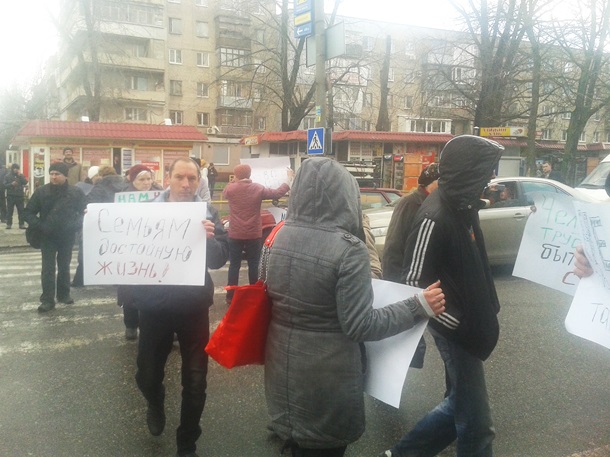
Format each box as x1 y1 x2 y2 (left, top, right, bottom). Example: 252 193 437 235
314 0 326 153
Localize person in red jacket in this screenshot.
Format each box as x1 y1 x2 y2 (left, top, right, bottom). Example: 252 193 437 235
223 163 293 304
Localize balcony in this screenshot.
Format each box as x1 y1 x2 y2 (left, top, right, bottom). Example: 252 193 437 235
217 96 253 109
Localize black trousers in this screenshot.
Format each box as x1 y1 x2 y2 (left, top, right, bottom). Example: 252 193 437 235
0 188 6 221
136 306 210 456
6 195 24 227
40 235 74 304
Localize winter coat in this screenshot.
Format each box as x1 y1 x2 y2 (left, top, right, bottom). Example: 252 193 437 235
264 157 429 449
86 175 127 204
64 160 83 186
223 179 289 239
402 135 504 361
129 190 229 313
382 186 429 282
4 170 28 197
23 182 86 240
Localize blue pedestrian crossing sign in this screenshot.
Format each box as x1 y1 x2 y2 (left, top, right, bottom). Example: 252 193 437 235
307 127 324 155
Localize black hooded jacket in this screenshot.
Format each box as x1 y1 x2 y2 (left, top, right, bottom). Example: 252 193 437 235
401 135 504 360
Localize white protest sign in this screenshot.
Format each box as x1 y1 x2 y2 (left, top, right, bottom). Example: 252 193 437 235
114 190 162 203
83 202 207 286
565 276 610 350
574 200 610 289
240 157 290 188
513 192 581 295
364 279 428 408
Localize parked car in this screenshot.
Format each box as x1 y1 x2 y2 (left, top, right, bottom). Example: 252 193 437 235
576 153 610 200
365 177 596 266
359 187 403 210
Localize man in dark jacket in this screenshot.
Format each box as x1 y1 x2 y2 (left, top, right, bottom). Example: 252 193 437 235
24 162 86 312
382 163 440 283
382 135 504 457
0 163 8 223
130 157 229 457
4 163 28 229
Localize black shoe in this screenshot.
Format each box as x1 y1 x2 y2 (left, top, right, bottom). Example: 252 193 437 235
71 281 84 288
19 225 25 229
125 328 138 340
146 402 165 436
58 297 74 305
177 452 200 457
38 302 56 313
5 225 11 229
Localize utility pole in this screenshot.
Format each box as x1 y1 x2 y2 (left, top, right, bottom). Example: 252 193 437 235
314 0 326 151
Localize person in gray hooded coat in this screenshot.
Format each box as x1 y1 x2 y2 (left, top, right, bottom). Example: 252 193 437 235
264 157 446 457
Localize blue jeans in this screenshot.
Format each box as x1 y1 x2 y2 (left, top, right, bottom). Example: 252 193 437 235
136 306 210 456
391 329 495 457
226 237 262 301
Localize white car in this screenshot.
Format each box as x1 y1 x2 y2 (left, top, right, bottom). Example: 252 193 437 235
365 177 597 266
576 153 610 200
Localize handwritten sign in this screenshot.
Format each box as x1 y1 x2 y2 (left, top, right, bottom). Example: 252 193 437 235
83 202 207 286
364 279 428 408
565 276 610 349
513 192 581 295
240 157 290 188
114 190 162 203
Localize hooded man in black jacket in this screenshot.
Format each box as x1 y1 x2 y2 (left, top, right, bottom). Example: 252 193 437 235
381 135 504 457
24 162 86 312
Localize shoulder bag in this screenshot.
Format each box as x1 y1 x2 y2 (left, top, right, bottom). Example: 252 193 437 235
205 221 284 368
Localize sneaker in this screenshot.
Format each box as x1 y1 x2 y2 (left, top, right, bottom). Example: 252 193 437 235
38 302 56 313
146 402 166 436
125 328 138 340
377 451 393 457
58 297 74 305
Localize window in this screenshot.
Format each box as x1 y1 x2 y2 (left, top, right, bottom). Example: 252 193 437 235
218 109 252 127
101 2 163 26
301 116 316 130
126 76 148 91
168 0 180 3
197 82 209 98
388 68 394 82
363 36 374 51
197 112 210 126
404 95 413 109
253 58 266 73
196 52 209 67
562 130 568 141
196 21 209 37
256 117 266 130
388 94 394 107
195 0 208 6
169 49 182 64
363 92 373 107
542 129 552 140
218 48 247 67
405 70 415 84
579 131 586 142
169 80 182 96
561 111 571 120
593 131 600 142
253 88 262 101
405 42 415 60
132 43 148 57
169 110 183 125
594 111 601 121
607 132 610 143
169 17 182 34
125 108 147 121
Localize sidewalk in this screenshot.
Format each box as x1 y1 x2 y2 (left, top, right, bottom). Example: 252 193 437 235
0 224 30 250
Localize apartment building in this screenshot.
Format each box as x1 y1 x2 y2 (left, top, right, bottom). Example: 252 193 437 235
54 0 610 181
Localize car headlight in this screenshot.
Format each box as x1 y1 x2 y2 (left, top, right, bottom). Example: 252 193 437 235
370 226 388 238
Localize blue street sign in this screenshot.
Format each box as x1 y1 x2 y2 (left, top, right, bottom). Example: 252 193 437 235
295 22 313 38
294 0 312 15
307 127 324 155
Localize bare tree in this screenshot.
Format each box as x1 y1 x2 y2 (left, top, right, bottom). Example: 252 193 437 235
551 0 610 184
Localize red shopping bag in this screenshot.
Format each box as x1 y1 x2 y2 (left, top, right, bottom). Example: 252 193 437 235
205 281 272 368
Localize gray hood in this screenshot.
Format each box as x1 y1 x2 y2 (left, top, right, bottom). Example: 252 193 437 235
438 135 504 211
286 157 363 239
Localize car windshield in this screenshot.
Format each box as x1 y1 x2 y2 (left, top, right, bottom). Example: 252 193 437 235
578 162 610 188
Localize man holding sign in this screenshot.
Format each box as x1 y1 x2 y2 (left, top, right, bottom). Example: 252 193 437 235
130 158 228 457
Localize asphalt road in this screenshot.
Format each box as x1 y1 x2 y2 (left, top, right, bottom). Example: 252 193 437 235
0 249 608 457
